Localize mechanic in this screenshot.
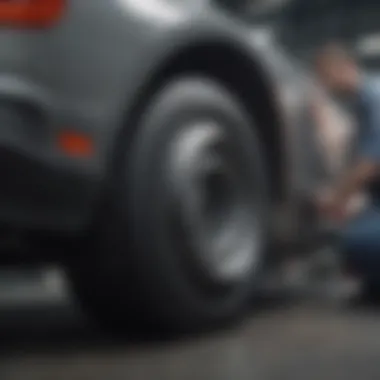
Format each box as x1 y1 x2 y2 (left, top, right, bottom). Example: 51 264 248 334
312 42 380 298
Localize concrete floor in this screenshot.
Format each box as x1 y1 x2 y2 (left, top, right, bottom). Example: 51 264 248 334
0 269 380 380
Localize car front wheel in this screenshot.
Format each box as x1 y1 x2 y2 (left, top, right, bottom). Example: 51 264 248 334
67 76 270 333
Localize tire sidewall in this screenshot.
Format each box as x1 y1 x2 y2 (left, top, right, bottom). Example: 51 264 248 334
123 76 270 326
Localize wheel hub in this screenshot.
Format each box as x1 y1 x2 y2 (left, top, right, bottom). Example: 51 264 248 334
165 121 262 285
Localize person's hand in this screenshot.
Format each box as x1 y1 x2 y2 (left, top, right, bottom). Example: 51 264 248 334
314 189 347 222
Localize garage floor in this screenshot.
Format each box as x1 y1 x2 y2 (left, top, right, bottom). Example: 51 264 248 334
0 267 380 380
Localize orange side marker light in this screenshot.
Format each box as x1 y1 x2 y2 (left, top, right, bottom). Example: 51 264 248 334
57 130 94 158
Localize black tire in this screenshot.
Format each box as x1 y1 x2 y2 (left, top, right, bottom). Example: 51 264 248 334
66 76 270 334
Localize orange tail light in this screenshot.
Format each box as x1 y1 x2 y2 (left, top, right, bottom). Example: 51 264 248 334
0 0 65 28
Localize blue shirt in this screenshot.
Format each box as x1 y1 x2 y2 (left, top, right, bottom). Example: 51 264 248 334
354 76 380 199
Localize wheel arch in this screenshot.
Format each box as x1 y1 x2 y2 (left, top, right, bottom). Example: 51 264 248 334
112 40 288 202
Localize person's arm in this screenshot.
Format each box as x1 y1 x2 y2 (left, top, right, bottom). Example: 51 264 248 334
309 89 351 175
331 159 378 205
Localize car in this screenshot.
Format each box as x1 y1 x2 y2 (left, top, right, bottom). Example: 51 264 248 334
0 0 332 334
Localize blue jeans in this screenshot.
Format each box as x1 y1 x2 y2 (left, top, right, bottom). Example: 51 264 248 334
340 205 380 285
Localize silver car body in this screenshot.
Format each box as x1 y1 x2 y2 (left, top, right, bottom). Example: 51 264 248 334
0 0 317 244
